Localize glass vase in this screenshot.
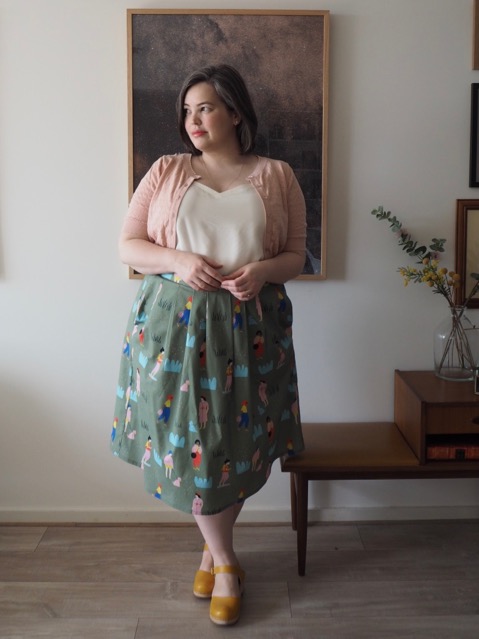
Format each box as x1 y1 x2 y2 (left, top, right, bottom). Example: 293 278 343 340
433 306 479 381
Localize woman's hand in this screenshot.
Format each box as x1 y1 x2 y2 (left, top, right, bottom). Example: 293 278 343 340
173 252 224 291
118 233 223 288
221 262 266 301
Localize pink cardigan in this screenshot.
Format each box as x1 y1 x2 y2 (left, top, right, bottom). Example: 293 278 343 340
122 154 306 260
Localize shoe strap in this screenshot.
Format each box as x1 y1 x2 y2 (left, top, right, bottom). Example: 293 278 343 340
212 565 244 579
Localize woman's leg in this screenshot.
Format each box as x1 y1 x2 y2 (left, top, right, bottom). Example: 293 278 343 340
194 501 244 596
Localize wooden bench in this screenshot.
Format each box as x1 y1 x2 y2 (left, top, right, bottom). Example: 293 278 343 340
280 421 472 576
282 373 479 575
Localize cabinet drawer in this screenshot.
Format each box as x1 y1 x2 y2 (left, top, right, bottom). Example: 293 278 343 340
426 406 479 434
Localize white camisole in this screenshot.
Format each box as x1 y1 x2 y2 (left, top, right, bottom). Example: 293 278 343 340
175 182 265 275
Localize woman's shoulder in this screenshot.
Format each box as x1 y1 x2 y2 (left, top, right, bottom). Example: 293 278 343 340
255 156 296 181
150 153 190 172
256 155 294 171
143 154 193 185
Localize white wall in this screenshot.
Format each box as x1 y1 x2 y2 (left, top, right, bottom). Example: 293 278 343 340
1 0 478 523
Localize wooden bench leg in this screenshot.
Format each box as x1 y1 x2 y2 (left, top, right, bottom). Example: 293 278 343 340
290 473 297 531
296 472 308 576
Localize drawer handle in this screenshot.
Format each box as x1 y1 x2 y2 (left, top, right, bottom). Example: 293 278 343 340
472 417 479 426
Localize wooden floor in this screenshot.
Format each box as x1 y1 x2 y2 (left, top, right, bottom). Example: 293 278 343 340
1 520 478 638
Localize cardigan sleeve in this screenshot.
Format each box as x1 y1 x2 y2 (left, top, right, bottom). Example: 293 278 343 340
282 165 307 257
121 160 161 238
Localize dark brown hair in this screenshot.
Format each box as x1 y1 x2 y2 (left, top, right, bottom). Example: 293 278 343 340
176 64 258 155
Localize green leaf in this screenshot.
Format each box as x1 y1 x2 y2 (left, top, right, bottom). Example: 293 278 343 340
413 246 427 255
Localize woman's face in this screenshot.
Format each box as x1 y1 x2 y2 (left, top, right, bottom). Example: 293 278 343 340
183 82 239 154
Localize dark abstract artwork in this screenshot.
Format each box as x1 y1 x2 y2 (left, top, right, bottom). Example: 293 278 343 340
128 10 329 278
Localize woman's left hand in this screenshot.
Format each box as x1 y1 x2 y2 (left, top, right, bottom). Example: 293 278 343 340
221 263 266 301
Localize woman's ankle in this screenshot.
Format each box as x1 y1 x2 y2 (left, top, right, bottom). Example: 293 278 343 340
212 570 241 598
198 545 213 572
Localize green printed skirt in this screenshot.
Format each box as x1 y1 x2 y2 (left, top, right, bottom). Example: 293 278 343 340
111 274 303 515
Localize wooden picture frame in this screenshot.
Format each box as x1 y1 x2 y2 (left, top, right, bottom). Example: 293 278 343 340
127 9 329 279
474 0 479 69
455 199 479 308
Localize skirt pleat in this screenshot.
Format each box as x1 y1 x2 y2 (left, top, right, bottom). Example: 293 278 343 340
111 274 303 515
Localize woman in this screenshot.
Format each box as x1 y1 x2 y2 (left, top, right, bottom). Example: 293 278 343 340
111 64 305 626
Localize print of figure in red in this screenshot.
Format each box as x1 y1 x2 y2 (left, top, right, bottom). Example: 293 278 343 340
253 330 264 359
218 459 231 487
191 439 202 469
199 339 207 369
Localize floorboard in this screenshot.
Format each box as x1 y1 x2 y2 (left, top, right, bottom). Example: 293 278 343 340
0 520 478 638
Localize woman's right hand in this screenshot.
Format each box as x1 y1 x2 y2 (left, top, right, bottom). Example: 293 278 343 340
118 230 223 288
173 251 224 291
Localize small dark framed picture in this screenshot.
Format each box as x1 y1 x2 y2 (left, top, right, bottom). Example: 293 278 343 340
470 84 479 187
455 199 479 308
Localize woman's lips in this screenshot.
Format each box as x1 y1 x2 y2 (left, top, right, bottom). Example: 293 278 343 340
191 130 206 137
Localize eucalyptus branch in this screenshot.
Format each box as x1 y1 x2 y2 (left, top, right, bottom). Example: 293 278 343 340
371 206 459 305
371 206 446 262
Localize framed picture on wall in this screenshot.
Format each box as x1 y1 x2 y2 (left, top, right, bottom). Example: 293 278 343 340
469 84 479 187
474 0 479 69
127 9 329 279
455 199 479 308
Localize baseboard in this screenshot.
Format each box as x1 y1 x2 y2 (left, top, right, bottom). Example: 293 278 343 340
1 505 478 524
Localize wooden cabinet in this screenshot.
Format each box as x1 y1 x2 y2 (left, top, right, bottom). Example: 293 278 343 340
394 370 479 470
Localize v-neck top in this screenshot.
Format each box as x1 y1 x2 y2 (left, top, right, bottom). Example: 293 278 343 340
175 181 265 275
122 154 306 261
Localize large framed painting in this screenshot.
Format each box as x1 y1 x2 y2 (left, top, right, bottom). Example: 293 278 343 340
127 9 329 279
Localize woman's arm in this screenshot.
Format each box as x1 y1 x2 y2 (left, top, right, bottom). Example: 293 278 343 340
119 230 224 291
221 251 305 300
